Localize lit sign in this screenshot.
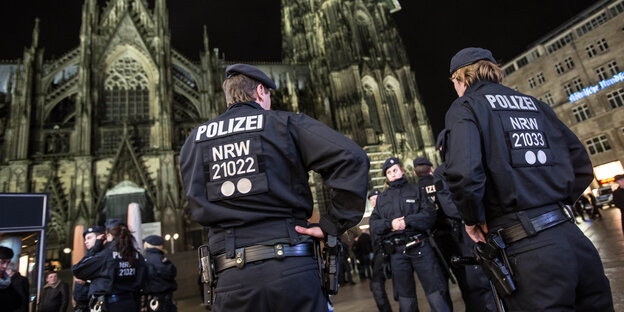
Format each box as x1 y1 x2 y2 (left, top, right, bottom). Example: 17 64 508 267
593 160 624 181
569 71 624 103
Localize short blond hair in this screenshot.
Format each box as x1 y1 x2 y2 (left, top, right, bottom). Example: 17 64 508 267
222 75 263 107
451 60 504 87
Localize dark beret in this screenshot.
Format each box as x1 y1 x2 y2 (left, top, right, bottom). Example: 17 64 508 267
83 225 105 238
104 218 125 229
367 190 380 199
382 157 401 173
450 47 496 75
225 64 277 90
144 235 164 246
615 174 624 182
413 157 433 167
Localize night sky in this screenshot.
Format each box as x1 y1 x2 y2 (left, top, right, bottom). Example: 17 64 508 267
0 0 602 135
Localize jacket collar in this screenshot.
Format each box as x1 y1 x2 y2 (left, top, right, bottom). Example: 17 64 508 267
227 101 263 111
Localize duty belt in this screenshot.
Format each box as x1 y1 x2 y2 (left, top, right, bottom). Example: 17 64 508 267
214 242 314 273
499 208 571 244
382 233 424 247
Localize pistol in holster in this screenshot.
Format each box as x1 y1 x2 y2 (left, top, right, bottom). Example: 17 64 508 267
89 295 106 312
473 233 516 297
198 245 216 309
315 235 342 299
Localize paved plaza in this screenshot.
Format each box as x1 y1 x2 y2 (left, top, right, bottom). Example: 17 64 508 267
177 207 624 311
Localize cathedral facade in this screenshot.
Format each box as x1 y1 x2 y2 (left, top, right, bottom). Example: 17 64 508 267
0 0 437 260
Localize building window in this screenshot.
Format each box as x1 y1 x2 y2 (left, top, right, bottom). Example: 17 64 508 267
528 77 536 89
546 33 574 53
543 93 554 106
564 83 574 96
565 57 575 69
608 61 620 75
576 12 608 37
573 78 584 91
597 39 609 52
555 63 564 74
572 104 591 122
585 135 611 155
607 88 624 108
103 57 150 122
517 57 529 68
586 45 596 58
536 73 546 85
504 65 516 76
596 66 608 80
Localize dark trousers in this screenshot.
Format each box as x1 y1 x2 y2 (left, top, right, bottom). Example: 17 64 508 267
214 256 328 312
107 298 140 312
390 241 452 312
435 228 497 312
498 221 613 311
370 251 392 312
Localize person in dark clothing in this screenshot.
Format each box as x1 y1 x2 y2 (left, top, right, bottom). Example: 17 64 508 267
613 174 624 235
143 235 177 312
367 189 392 312
73 225 105 312
179 64 369 312
370 157 452 312
72 219 147 312
573 195 591 222
587 192 602 219
0 247 22 311
338 240 355 286
444 47 613 311
414 155 496 312
38 271 69 312
7 262 30 312
352 231 373 280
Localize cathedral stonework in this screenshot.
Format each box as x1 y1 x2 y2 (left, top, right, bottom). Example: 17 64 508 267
0 0 437 260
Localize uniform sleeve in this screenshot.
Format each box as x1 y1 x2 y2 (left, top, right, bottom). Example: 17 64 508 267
558 119 593 204
433 166 462 219
369 205 392 236
444 102 487 225
179 129 210 225
72 251 106 281
404 189 437 231
290 114 370 236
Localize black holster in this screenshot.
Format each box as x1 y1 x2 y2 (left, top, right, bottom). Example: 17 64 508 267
316 235 342 298
198 245 216 309
89 295 107 312
474 233 516 296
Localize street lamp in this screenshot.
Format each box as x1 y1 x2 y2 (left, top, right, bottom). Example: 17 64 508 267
164 233 179 254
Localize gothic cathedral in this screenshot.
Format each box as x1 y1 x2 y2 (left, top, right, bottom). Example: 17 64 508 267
0 0 438 259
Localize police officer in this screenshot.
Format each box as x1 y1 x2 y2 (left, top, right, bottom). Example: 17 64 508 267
444 47 613 310
73 225 105 312
143 235 177 312
414 155 496 312
179 64 369 312
72 219 147 311
370 157 452 312
367 190 392 312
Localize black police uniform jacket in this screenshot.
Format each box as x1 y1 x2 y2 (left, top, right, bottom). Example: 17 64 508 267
180 101 369 253
72 240 146 296
444 80 593 225
144 248 177 294
369 176 437 239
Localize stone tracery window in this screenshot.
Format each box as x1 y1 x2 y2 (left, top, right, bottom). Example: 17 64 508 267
103 57 150 121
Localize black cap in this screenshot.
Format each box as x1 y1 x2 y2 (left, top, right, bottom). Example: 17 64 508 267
144 235 164 246
413 157 433 167
104 218 125 229
367 190 380 199
225 64 277 90
615 174 624 182
382 157 400 173
450 47 496 75
83 226 105 238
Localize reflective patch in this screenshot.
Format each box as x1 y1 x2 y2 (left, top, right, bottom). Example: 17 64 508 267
221 181 236 197
497 111 552 168
237 178 252 194
405 199 416 203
